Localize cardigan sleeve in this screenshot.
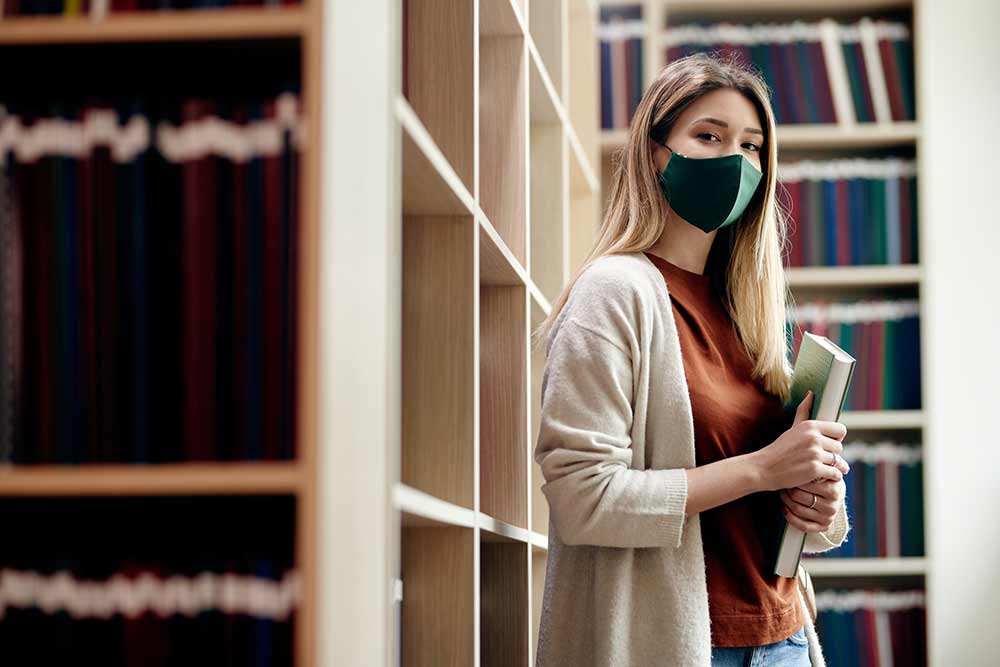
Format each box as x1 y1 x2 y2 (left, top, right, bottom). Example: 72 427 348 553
802 479 851 553
534 316 690 549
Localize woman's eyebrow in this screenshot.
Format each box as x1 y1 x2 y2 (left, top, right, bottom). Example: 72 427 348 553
692 116 764 137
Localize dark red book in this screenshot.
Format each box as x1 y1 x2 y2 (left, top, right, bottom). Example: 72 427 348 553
878 37 906 122
32 154 57 463
263 97 283 461
182 98 218 461
230 103 250 461
767 42 793 124
282 97 300 460
808 40 837 124
76 104 101 463
121 562 171 667
782 180 802 267
785 40 810 124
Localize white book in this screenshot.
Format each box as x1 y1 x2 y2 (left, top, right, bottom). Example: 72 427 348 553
774 331 857 578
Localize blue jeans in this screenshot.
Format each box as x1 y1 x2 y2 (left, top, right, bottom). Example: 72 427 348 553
710 625 810 667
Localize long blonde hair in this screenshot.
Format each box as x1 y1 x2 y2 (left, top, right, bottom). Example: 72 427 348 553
533 52 795 401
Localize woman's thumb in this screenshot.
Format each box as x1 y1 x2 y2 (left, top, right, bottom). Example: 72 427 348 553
793 390 813 424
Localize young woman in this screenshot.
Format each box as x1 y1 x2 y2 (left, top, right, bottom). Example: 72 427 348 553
532 53 852 667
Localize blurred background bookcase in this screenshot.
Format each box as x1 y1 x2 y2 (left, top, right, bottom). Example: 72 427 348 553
597 0 929 664
0 3 322 666
396 0 599 664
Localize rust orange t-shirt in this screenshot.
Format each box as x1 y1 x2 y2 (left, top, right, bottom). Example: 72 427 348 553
644 251 803 648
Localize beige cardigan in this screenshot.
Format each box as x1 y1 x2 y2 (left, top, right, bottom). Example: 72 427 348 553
533 251 850 666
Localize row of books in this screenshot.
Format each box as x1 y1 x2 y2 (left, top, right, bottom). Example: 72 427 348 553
0 494 296 662
0 92 302 464
814 589 926 667
804 442 924 559
0 566 297 665
598 5 644 131
598 12 916 129
780 158 918 267
786 298 921 411
0 0 298 18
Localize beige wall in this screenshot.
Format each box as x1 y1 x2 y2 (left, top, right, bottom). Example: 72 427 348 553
917 0 1000 664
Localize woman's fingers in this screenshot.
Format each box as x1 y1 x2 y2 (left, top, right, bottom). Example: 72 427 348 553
780 488 838 532
782 505 827 532
811 419 848 441
823 446 850 474
795 479 844 499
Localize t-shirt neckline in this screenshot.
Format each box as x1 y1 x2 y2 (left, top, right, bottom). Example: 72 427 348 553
643 251 711 283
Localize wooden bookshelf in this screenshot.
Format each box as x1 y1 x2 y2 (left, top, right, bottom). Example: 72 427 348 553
396 1 599 664
0 0 590 664
0 6 307 43
0 2 324 665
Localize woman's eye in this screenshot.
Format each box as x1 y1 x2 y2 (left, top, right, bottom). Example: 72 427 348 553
743 142 760 152
697 132 719 142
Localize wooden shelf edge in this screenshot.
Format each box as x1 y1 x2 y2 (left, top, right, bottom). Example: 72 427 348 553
567 125 600 193
479 210 530 286
528 282 553 320
526 35 599 191
0 6 307 44
0 461 303 496
396 95 476 216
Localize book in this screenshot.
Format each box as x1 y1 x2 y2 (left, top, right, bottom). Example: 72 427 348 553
774 331 857 578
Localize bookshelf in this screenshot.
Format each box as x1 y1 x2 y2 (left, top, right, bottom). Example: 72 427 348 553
0 3 322 666
597 0 929 663
396 0 599 665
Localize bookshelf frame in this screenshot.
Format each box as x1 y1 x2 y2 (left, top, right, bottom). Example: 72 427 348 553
395 1 599 665
0 1 597 664
0 3 324 666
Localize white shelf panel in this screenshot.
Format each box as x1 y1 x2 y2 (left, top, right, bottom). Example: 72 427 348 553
528 282 553 324
786 264 923 288
530 532 548 551
840 410 924 430
479 211 530 286
802 557 927 577
478 512 530 543
395 483 476 529
397 95 476 216
527 34 599 191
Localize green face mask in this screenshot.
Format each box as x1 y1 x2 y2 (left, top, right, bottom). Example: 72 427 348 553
654 141 763 234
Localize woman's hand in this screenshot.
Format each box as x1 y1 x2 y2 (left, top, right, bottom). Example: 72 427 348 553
779 477 846 533
752 390 850 492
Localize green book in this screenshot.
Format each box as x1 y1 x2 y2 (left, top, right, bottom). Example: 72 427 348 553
774 331 858 578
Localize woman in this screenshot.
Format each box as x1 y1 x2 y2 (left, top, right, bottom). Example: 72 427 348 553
532 52 852 667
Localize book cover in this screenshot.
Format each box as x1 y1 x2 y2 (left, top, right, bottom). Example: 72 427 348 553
773 331 857 577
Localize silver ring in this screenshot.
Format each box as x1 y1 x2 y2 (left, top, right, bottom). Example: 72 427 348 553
809 493 818 509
